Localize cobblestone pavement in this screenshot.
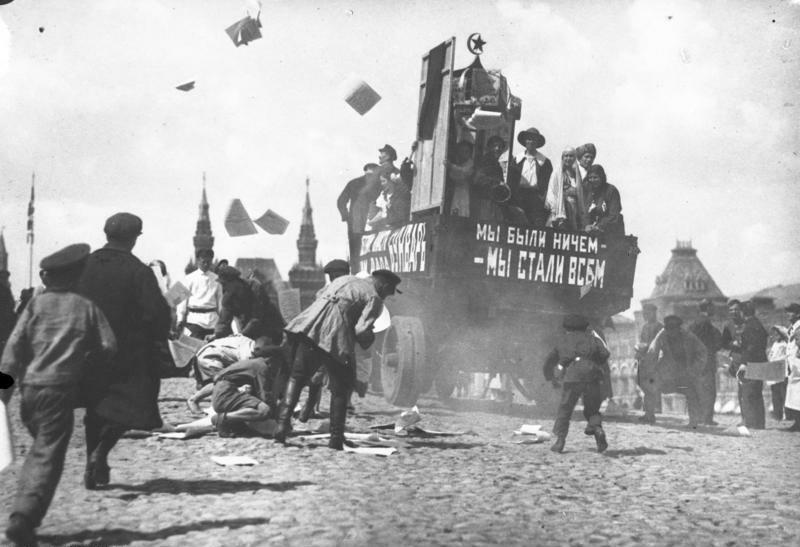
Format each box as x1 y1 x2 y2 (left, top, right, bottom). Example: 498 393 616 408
2 379 799 546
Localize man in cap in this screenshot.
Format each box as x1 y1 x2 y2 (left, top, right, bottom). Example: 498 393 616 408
636 302 663 424
295 259 353 422
175 248 223 340
509 127 553 226
783 303 800 431
1 244 117 546
543 314 611 453
338 164 382 259
721 299 766 429
689 299 722 425
378 144 399 176
646 315 708 428
77 212 172 488
275 269 401 449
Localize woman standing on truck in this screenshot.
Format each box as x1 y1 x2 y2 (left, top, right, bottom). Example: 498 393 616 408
545 147 587 231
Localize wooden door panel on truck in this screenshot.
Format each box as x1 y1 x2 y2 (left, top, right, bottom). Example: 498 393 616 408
412 37 455 215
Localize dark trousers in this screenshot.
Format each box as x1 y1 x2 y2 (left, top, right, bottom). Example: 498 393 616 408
770 379 787 420
552 381 603 438
83 410 125 467
12 385 77 527
739 379 765 429
699 366 717 424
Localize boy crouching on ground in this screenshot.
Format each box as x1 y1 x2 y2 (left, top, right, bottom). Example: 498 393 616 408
543 314 610 454
210 345 285 437
0 244 117 546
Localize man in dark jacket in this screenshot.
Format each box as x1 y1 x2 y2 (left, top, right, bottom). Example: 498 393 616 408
544 314 611 453
721 299 767 429
508 127 552 226
0 270 15 355
215 266 254 339
689 299 722 425
77 212 172 489
338 164 381 259
636 303 663 424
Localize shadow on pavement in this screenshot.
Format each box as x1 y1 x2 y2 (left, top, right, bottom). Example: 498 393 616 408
602 446 668 458
404 440 484 450
106 478 314 498
39 517 269 546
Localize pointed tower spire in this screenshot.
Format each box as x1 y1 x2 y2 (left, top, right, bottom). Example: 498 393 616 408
193 171 214 257
289 176 324 309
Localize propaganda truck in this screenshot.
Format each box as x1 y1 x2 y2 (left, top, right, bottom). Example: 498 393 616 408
354 35 639 407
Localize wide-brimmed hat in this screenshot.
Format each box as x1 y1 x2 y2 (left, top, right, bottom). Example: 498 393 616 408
517 127 545 148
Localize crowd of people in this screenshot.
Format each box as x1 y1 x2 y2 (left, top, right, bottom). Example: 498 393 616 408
337 127 626 260
0 212 403 545
634 299 800 432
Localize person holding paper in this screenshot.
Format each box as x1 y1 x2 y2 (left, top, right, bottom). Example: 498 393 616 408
1 243 117 547
175 249 223 340
722 300 767 430
274 269 402 450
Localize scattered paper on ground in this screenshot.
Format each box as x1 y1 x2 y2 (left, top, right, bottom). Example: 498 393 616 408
211 455 259 466
512 424 552 443
395 406 422 433
158 429 209 440
343 445 396 457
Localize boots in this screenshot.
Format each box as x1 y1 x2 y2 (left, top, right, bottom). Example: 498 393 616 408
594 426 608 453
550 436 566 453
328 391 348 451
274 378 302 444
298 383 321 423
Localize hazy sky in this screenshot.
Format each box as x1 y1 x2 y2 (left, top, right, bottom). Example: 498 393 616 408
1 0 798 310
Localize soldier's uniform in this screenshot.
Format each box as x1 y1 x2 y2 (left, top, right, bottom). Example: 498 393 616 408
1 244 117 546
544 314 611 453
722 304 767 429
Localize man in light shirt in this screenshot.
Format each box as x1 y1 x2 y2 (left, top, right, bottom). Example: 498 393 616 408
176 249 222 340
509 127 553 226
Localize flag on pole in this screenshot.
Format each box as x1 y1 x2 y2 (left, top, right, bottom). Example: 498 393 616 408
26 178 35 244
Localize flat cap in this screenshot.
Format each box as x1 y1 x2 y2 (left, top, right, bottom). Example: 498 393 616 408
562 314 590 331
698 298 714 313
323 259 350 274
104 212 142 241
785 303 800 315
40 243 90 271
372 269 402 293
379 144 397 161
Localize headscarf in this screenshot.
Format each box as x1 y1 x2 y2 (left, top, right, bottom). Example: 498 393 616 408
545 148 586 230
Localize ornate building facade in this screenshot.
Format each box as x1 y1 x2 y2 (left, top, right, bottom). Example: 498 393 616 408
288 178 324 309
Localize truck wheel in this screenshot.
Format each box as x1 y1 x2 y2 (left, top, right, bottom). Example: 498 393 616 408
379 316 425 406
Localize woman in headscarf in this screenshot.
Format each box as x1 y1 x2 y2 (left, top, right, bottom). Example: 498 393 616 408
545 147 586 231
584 164 625 237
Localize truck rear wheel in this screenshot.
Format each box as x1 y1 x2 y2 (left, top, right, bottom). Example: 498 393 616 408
379 316 425 406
